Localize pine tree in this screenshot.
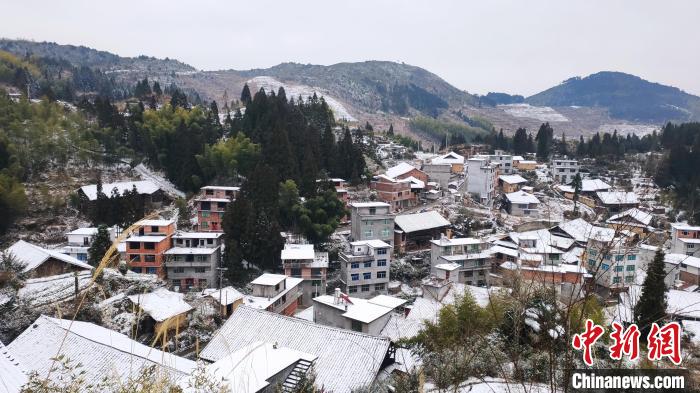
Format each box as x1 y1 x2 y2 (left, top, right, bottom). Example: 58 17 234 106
240 83 252 105
535 122 554 160
88 224 112 266
387 123 394 136
571 173 582 214
634 249 668 336
512 128 528 155
153 81 162 96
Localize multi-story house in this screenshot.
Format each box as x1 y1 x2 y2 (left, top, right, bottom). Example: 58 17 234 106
350 202 394 245
431 151 465 174
371 175 416 212
245 273 303 315
550 158 579 184
281 243 329 305
583 234 639 290
670 223 700 257
61 226 117 262
504 191 541 217
165 232 223 291
384 162 429 184
125 219 175 277
313 289 406 334
429 236 493 286
489 150 514 174
195 186 240 232
466 157 499 205
339 240 392 297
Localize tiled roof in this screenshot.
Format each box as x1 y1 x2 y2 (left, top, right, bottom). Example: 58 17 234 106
200 306 391 393
0 340 27 393
5 240 92 273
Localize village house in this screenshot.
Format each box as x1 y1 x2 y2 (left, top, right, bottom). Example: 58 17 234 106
195 186 240 232
616 285 700 325
504 190 540 217
242 273 304 316
670 222 700 257
7 316 196 387
498 174 528 193
489 150 515 174
5 240 92 279
606 208 654 235
550 157 579 183
596 191 640 213
582 230 639 290
663 253 700 289
125 219 175 277
556 178 611 208
281 243 329 305
498 262 590 299
127 288 194 341
421 163 453 188
514 157 538 172
61 226 118 262
429 236 493 286
165 232 223 291
206 286 245 317
431 151 465 173
199 306 394 393
384 162 428 184
339 239 392 297
313 289 406 334
466 156 499 205
371 174 417 212
77 180 165 213
394 210 451 253
350 202 395 245
191 341 317 393
319 178 349 204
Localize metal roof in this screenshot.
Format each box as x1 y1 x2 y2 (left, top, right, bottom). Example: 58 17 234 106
394 211 450 233
200 306 391 393
0 340 27 393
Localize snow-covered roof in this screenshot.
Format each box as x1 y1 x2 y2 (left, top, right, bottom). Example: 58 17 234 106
432 152 465 165
350 239 392 249
313 294 401 324
7 316 195 386
79 180 160 201
429 237 483 247
201 185 240 191
125 235 167 243
66 227 98 236
440 251 493 262
351 202 390 208
505 191 540 204
341 301 395 324
553 218 614 244
435 262 461 271
512 155 526 161
596 191 639 205
295 305 315 321
200 306 391 393
490 245 520 258
368 294 407 309
194 341 316 393
281 244 315 260
127 288 194 322
5 240 92 273
172 231 223 239
607 208 653 227
394 211 450 233
207 286 244 305
400 176 425 189
664 253 700 269
557 179 611 194
164 247 217 255
250 273 287 286
385 162 419 178
498 174 528 184
671 222 700 231
139 219 175 227
245 277 304 310
425 378 554 393
618 285 700 322
0 340 27 393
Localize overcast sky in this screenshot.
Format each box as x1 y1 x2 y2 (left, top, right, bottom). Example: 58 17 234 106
2 0 699 96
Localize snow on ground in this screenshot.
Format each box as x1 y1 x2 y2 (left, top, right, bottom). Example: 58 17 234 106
499 103 569 122
18 271 94 307
248 76 356 121
133 163 185 199
597 123 659 137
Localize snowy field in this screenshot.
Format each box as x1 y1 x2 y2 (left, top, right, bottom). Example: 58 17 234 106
249 76 356 121
499 103 570 122
597 123 659 136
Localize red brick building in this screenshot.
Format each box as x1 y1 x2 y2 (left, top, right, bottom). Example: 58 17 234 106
195 186 240 232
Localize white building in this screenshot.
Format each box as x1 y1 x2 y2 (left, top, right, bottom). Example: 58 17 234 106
313 290 406 334
466 157 498 205
670 223 700 257
504 191 540 217
489 150 514 174
429 236 493 286
550 158 579 184
350 202 394 245
340 240 392 297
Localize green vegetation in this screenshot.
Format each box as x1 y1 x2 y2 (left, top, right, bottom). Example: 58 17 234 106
634 249 668 337
87 224 112 266
409 116 490 147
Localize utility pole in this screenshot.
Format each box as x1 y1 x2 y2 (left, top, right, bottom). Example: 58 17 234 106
216 267 228 316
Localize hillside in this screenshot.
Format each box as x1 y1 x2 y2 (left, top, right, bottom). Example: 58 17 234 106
526 71 700 123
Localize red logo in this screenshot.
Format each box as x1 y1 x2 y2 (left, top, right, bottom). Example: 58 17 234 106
647 322 682 365
572 319 605 366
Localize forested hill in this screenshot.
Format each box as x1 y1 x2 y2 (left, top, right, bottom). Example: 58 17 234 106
0 39 194 72
526 71 700 123
234 61 480 117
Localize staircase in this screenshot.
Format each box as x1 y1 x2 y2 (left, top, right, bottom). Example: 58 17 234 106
280 359 313 392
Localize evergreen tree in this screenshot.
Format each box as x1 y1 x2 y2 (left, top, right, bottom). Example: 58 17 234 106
571 173 582 214
240 83 252 105
535 122 554 160
634 249 668 336
387 123 394 136
526 133 535 153
88 224 111 266
560 132 568 156
153 81 162 96
512 128 528 154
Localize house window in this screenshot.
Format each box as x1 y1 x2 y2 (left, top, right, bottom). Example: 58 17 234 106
588 259 595 267
291 268 302 277
375 283 385 291
194 267 206 273
364 230 373 238
381 229 391 237
601 263 609 270
615 255 624 261
377 259 387 267
144 242 155 250
351 263 359 269
172 279 181 288
627 255 636 260
173 267 185 273
377 248 387 255
626 265 635 271
377 271 387 279
144 255 156 263
130 254 141 262
351 274 359 281
625 276 634 283
364 261 372 268
369 207 376 215
146 267 157 274
77 253 87 261
176 239 183 245
151 226 159 233
205 189 214 195
207 238 214 244
613 276 621 284
614 266 623 272
128 242 140 250
348 286 358 293
132 267 142 273
363 272 371 280
361 284 370 292
351 320 363 332
311 268 322 277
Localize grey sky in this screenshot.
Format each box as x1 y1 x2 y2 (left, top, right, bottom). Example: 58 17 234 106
2 0 699 96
